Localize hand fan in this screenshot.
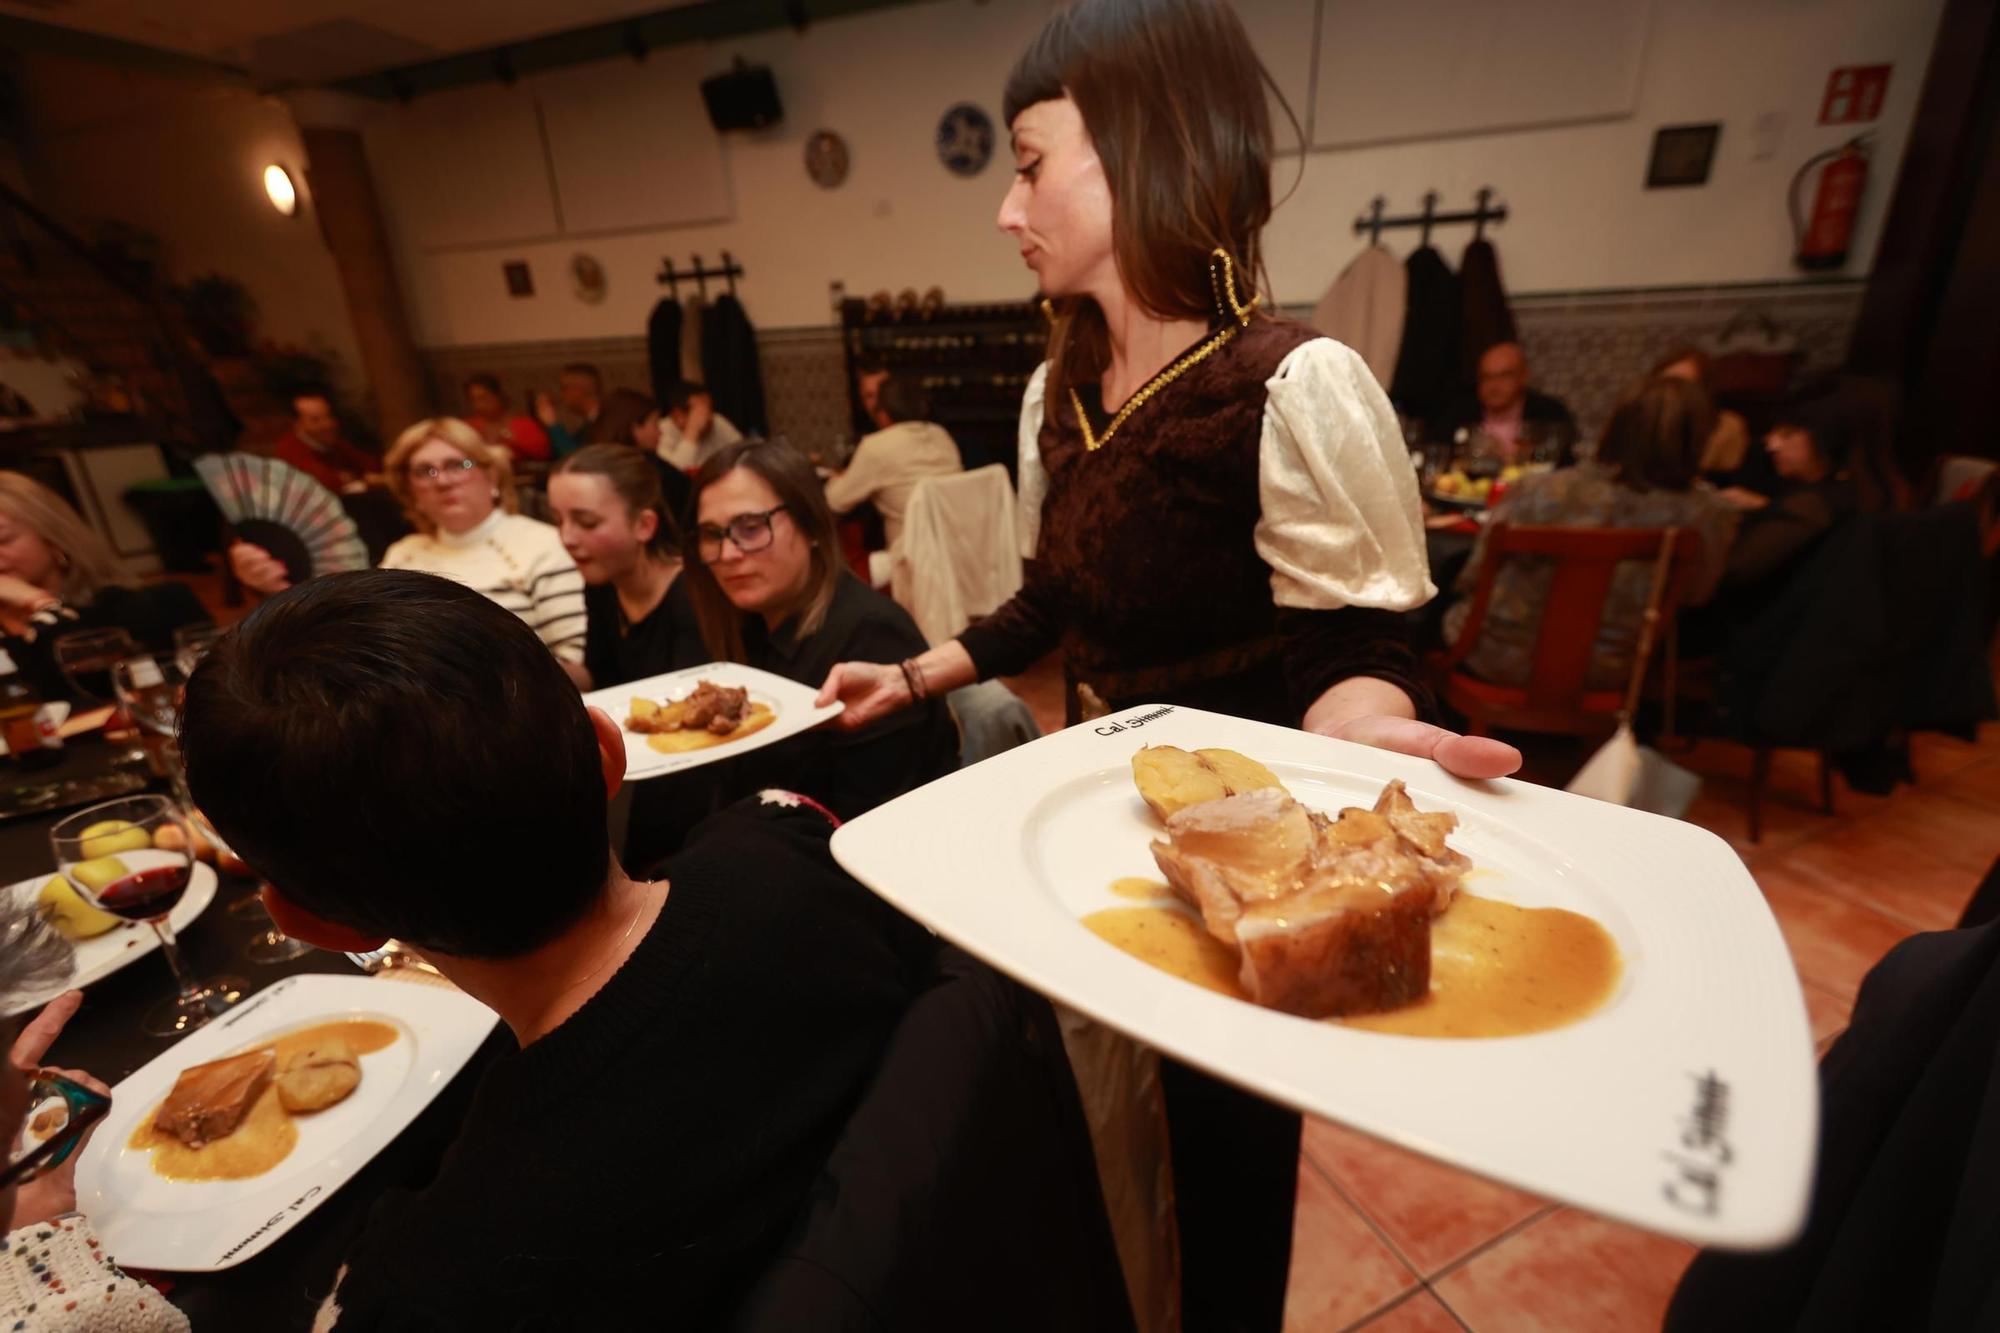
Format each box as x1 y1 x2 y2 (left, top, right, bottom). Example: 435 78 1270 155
195 453 371 586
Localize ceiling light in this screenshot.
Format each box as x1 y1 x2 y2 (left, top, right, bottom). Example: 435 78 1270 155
264 164 299 216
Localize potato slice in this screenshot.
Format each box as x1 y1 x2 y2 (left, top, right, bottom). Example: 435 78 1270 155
1192 749 1285 801
1132 746 1230 822
629 697 659 723
1132 745 1289 822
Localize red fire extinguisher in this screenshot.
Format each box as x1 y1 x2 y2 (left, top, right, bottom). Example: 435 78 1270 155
1790 136 1870 271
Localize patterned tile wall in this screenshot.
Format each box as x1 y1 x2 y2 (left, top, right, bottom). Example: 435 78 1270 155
416 281 1863 455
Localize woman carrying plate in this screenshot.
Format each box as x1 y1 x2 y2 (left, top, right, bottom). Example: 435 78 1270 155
620 439 958 872
816 1 1520 1327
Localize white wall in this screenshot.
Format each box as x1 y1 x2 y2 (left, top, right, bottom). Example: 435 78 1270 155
360 0 1944 347
18 55 367 392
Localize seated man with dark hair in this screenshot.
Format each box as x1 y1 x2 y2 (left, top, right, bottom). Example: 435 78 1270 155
824 372 964 548
656 380 744 471
273 389 378 493
179 569 935 1328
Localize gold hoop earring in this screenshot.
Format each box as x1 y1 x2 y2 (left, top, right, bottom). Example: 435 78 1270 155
1207 248 1258 327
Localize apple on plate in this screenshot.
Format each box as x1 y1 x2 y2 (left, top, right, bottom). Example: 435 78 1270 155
79 819 151 860
36 874 120 939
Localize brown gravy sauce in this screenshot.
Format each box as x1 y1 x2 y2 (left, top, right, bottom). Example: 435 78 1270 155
1084 893 1620 1039
127 1019 400 1182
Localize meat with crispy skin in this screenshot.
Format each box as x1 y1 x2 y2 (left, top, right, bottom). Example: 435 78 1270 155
1149 780 1470 1018
681 680 750 733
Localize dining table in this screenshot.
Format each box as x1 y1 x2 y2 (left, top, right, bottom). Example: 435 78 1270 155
3 732 510 1332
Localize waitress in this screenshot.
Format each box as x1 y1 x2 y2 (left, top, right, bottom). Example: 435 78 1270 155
817 0 1521 1327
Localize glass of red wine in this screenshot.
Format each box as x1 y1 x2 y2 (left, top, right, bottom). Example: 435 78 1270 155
50 795 245 1036
52 628 146 764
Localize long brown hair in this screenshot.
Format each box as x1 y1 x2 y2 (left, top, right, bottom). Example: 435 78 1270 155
1596 377 1715 493
0 470 133 604
682 440 842 663
585 388 657 448
1003 0 1297 411
552 444 679 560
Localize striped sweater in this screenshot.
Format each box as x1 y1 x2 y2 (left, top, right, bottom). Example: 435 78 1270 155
380 511 586 663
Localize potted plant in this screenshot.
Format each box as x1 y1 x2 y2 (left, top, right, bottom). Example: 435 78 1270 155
169 273 257 359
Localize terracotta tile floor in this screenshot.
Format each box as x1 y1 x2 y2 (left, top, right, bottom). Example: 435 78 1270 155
176 578 2000 1330
992 651 2000 1333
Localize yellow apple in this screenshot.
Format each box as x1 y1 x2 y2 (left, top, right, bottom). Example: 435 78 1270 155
79 820 151 860
37 874 120 940
68 855 131 898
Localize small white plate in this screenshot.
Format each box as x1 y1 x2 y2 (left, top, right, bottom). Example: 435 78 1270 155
3 861 218 1018
74 973 499 1271
583 662 844 782
831 704 1818 1249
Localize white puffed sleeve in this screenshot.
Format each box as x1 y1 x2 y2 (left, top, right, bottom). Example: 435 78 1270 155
1015 362 1050 556
1256 338 1435 611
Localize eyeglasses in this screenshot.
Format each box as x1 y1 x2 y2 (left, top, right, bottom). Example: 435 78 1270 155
696 505 789 561
1 1072 110 1189
408 458 480 486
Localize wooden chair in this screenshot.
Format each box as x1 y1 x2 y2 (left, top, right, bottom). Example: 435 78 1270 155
1439 523 1696 739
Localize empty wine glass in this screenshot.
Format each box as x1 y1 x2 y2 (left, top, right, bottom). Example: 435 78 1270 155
53 628 145 763
112 653 193 813
51 795 244 1035
172 623 225 676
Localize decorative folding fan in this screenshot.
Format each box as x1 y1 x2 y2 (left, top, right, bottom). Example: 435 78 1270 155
194 453 370 586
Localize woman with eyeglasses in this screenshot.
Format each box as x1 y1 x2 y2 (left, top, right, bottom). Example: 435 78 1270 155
621 439 957 871
234 419 589 683
1 906 181 1331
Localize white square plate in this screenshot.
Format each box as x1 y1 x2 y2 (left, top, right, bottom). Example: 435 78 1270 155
3 862 218 1019
582 662 844 782
831 704 1818 1248
74 973 499 1271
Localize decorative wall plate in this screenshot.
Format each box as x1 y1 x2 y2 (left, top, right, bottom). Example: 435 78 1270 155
936 102 995 177
805 130 850 188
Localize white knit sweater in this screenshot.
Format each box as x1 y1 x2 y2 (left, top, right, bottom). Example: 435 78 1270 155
380 511 587 663
2 1215 189 1332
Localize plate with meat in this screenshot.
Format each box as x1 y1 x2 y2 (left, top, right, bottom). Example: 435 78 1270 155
583 663 844 781
72 973 498 1271
830 704 1816 1249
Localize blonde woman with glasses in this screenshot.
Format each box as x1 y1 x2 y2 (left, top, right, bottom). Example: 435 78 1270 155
233 419 587 682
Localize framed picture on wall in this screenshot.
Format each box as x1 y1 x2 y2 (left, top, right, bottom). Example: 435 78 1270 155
1647 123 1721 189
503 261 534 297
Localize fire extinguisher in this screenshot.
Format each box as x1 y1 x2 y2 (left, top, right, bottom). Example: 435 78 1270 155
1790 136 1870 271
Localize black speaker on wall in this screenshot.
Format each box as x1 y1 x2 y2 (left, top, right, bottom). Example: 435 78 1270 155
701 64 783 131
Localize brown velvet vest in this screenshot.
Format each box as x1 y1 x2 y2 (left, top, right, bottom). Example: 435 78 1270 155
1034 316 1321 685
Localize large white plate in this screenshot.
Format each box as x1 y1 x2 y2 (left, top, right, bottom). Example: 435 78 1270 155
3 861 218 1018
831 704 1817 1249
583 662 844 781
74 973 499 1271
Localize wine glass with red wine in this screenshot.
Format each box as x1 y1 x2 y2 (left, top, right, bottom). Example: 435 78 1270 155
50 794 245 1036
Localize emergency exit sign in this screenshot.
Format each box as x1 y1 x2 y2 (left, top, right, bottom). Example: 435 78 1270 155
1820 65 1891 124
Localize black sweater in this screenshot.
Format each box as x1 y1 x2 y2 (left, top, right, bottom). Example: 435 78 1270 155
324 798 935 1330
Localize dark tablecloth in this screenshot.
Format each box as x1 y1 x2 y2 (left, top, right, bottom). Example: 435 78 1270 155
4 737 502 1332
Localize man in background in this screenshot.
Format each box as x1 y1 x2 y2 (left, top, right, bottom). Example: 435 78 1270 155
537 363 604 457
655 381 743 470
1449 341 1578 464
824 374 962 548
273 389 377 494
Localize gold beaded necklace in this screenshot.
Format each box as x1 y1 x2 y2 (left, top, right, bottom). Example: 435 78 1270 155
1064 249 1261 454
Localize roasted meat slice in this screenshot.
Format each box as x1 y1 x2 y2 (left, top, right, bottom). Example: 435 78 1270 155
681 680 750 733
154 1049 276 1148
1149 781 1469 1018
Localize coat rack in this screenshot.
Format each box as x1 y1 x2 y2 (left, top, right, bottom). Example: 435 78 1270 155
655 251 743 298
1353 188 1508 246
